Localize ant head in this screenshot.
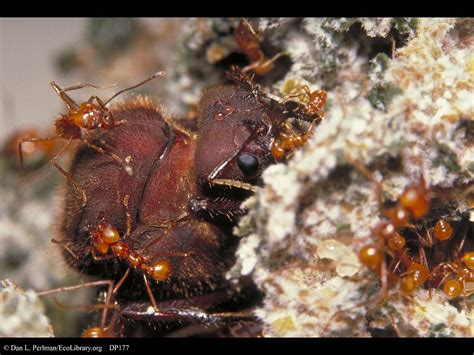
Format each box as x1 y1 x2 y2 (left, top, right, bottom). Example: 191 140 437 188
194 83 286 186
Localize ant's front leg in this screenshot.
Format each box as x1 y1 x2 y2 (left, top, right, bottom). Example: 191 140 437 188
49 137 88 206
50 81 79 111
81 135 133 176
88 95 128 128
242 52 288 76
60 82 116 93
122 304 258 325
189 197 248 222
120 277 260 327
91 248 116 262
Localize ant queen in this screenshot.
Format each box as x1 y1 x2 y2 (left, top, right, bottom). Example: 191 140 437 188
18 71 165 206
18 18 329 336
22 64 325 337
48 68 326 340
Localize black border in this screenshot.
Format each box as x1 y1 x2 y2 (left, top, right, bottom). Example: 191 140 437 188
0 337 473 354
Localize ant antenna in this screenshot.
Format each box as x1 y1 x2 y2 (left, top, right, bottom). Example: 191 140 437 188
104 71 166 106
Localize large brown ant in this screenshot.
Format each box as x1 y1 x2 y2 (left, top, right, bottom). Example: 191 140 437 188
18 71 165 206
50 68 317 336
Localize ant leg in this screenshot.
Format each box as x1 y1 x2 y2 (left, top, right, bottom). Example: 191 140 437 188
50 82 79 111
435 273 451 294
390 258 403 275
123 194 132 237
322 300 370 334
13 278 117 328
18 136 60 172
460 183 474 201
389 313 403 337
88 95 106 108
143 274 159 311
379 254 389 302
113 268 131 295
50 138 88 206
51 238 78 260
48 296 116 312
189 197 247 222
61 82 117 93
120 276 260 326
100 268 130 329
91 248 116 261
455 227 467 257
345 154 386 206
242 52 288 75
122 306 258 325
36 280 114 302
163 115 198 140
81 137 133 176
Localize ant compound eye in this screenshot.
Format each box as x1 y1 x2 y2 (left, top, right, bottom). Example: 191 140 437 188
238 153 259 175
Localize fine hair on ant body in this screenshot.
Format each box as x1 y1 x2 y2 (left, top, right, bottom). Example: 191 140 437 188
18 71 165 206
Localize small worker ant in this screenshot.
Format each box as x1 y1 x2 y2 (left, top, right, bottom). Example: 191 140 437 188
86 195 189 311
352 156 473 303
429 252 474 299
226 73 327 161
234 19 287 75
272 83 327 161
417 216 474 300
271 119 318 161
18 71 165 206
282 84 327 121
348 155 431 299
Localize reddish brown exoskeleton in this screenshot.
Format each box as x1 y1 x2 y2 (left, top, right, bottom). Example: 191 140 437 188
18 72 165 206
56 67 315 336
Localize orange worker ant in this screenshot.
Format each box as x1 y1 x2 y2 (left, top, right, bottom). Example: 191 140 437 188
18 71 165 206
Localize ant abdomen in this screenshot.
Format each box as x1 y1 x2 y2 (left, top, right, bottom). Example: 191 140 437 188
61 99 172 266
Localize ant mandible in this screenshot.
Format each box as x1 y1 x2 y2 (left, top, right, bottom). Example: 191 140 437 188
18 71 165 206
